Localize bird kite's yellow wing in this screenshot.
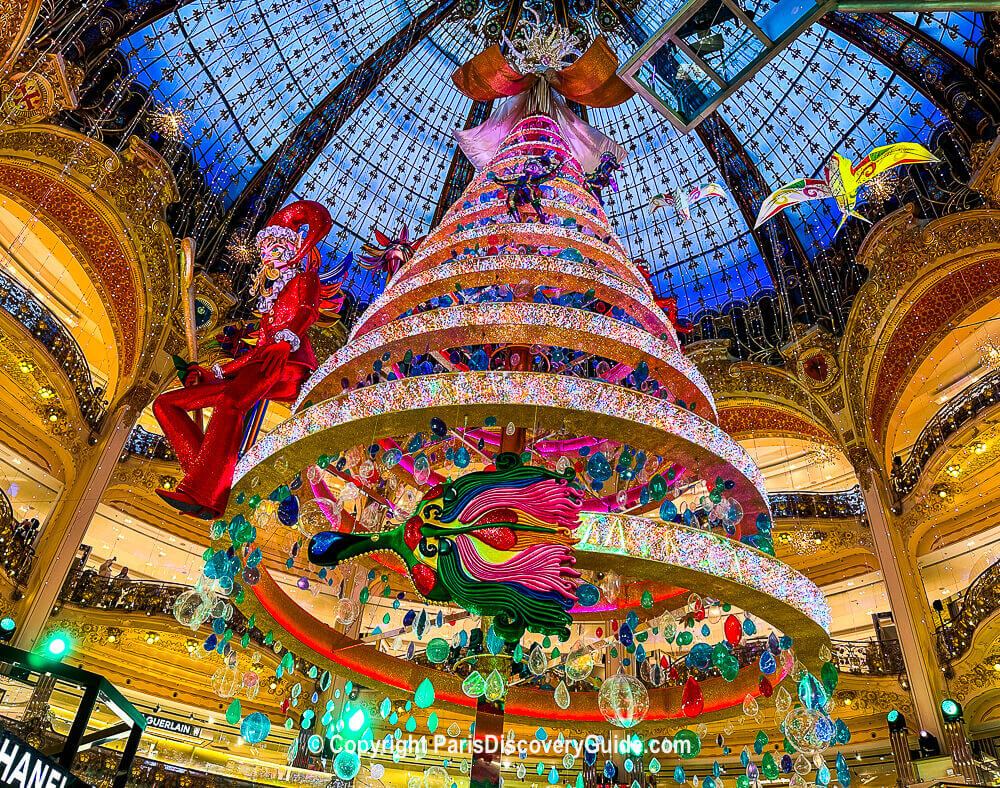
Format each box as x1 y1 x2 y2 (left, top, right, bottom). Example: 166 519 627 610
850 142 939 187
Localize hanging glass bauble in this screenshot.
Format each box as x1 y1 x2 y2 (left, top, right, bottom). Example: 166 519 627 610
423 766 449 788
783 707 835 756
173 589 212 629
565 641 595 681
555 680 571 709
598 673 649 728
211 663 240 698
336 598 359 625
334 751 360 781
462 671 486 697
600 573 621 603
240 712 271 744
528 643 547 675
775 685 793 716
681 677 704 718
484 669 506 701
297 498 336 537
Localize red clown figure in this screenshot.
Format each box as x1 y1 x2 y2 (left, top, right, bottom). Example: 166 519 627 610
154 200 333 519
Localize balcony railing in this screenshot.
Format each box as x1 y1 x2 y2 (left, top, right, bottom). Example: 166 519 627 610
123 425 177 461
56 571 907 678
831 637 906 676
936 559 1000 664
890 368 1000 499
768 487 865 520
0 488 34 588
56 562 269 656
0 267 106 428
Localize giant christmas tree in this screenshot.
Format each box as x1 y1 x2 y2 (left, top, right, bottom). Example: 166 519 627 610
196 31 837 783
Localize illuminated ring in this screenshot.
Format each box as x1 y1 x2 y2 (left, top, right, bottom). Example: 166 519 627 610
353 254 671 340
403 224 644 288
239 372 767 523
226 514 827 729
435 198 618 250
297 304 713 416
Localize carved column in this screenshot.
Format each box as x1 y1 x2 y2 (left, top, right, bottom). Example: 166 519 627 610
856 456 947 742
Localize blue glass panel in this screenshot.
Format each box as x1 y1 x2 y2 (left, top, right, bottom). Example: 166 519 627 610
589 94 771 314
894 11 984 65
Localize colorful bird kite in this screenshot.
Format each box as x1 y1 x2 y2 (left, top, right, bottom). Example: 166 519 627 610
650 182 726 222
754 142 939 230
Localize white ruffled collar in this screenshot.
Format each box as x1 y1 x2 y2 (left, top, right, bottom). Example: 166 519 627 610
257 263 304 313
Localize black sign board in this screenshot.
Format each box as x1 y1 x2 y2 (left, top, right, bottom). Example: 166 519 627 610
143 716 201 738
0 730 86 788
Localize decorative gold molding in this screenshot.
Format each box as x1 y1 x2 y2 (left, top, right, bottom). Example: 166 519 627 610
843 207 1000 454
692 346 839 438
774 520 874 556
971 136 1000 210
835 688 912 715
0 125 180 392
0 0 43 74
952 660 1000 702
0 52 81 125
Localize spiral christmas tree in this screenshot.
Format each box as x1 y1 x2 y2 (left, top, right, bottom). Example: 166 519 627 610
201 108 834 729
170 96 855 788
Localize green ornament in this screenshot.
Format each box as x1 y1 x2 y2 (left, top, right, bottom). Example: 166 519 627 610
821 661 839 693
426 638 450 664
674 729 701 759
677 631 693 646
640 590 654 609
762 753 779 780
359 587 370 604
462 671 486 698
484 669 506 701
414 678 435 709
226 699 241 725
754 730 768 754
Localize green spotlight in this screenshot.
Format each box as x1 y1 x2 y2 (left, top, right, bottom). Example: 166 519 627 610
941 698 963 722
0 617 16 643
887 709 906 733
41 632 71 659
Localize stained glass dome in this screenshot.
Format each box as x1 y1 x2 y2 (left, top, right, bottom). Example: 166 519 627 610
119 4 983 314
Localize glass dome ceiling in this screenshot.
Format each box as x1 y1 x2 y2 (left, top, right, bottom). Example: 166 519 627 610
121 3 983 315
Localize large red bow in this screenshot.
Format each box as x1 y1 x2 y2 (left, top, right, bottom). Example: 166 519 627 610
452 36 633 109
